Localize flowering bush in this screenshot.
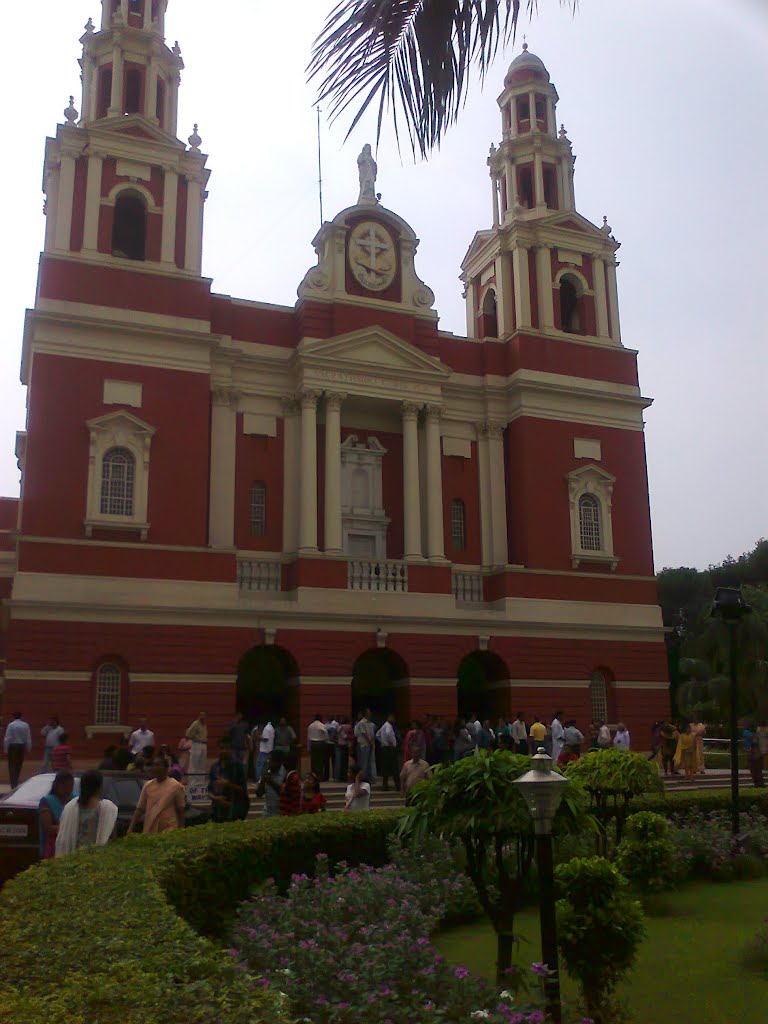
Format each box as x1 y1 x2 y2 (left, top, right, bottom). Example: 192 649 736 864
668 808 768 881
231 856 589 1023
388 834 483 925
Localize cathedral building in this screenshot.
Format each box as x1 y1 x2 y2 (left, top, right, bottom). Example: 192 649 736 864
0 0 668 755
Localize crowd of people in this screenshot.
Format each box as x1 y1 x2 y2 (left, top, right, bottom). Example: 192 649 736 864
651 717 768 785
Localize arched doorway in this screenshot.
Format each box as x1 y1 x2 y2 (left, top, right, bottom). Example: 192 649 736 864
351 648 409 726
457 650 511 722
235 644 299 726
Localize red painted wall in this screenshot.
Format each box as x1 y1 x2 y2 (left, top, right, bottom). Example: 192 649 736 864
21 353 211 546
505 417 654 575
234 419 284 551
441 444 481 563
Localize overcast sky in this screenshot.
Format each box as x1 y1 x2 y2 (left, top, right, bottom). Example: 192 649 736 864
2 0 766 571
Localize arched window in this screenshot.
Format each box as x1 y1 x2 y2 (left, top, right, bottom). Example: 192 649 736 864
125 69 142 114
97 67 113 120
516 96 530 132
451 499 466 551
518 165 534 208
111 191 147 260
590 671 608 723
578 493 601 551
250 481 267 536
480 289 498 338
535 94 547 131
101 447 135 516
543 165 558 209
95 663 122 724
560 275 581 333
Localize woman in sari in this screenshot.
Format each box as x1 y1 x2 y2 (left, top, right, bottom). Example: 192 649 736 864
39 772 74 859
690 718 706 774
185 712 208 776
55 770 118 856
674 723 697 779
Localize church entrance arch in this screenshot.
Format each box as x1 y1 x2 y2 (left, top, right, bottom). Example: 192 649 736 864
457 650 511 722
235 644 299 727
351 647 409 726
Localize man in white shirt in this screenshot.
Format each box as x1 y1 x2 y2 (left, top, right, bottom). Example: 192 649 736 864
511 711 528 754
307 715 329 778
41 715 65 772
613 724 631 751
376 713 399 791
467 713 482 741
129 718 156 757
4 712 32 788
354 709 377 783
597 721 612 748
550 712 565 763
255 720 274 780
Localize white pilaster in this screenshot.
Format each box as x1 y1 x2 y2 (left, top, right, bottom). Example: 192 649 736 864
507 159 518 208
208 389 237 548
161 168 179 264
464 286 475 338
605 259 622 344
146 59 158 121
535 245 555 329
323 392 344 553
491 173 500 228
487 422 509 566
81 153 104 253
109 44 124 116
54 153 77 252
476 427 493 567
143 1 153 29
298 390 320 554
512 245 531 329
281 399 300 554
168 74 180 135
529 91 537 131
185 175 203 274
424 404 445 561
494 252 514 337
402 402 423 559
593 255 610 339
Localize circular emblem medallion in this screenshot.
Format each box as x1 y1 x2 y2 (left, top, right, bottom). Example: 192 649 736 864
348 221 396 292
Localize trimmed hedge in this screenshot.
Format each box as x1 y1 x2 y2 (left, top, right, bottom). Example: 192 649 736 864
629 788 768 817
0 810 400 1024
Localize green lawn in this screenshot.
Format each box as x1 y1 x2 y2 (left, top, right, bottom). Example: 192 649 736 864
436 879 768 1023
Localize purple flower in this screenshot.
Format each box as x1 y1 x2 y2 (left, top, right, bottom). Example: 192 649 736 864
455 966 471 980
530 962 551 977
526 1013 545 1023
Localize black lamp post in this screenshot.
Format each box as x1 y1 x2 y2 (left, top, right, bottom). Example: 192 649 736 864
513 748 569 1024
711 586 752 836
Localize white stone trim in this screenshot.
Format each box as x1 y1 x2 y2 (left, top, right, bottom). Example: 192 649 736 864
4 670 91 682
84 410 155 539
566 464 618 570
103 181 161 215
483 679 591 690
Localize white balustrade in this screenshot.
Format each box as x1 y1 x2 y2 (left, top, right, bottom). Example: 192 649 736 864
237 559 282 592
452 571 484 602
347 559 408 593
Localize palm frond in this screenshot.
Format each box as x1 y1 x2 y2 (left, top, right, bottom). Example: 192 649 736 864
308 1 545 157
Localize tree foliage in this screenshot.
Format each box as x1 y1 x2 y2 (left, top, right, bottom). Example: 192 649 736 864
565 749 662 855
397 750 589 981
308 1 578 157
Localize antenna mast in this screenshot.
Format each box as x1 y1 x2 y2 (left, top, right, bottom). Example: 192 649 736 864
316 105 324 226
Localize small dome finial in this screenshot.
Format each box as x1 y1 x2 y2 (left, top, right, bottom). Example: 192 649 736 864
522 34 528 51
600 215 612 236
84 17 94 34
64 96 79 125
188 124 202 151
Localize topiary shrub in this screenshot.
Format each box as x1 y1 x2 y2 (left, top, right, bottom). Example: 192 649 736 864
555 856 645 1024
615 811 678 892
0 811 400 1023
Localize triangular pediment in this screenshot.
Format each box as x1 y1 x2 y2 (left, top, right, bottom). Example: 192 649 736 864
298 326 450 381
86 410 155 437
93 114 185 148
544 212 606 237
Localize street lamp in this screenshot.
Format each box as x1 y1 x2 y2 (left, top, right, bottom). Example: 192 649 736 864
711 586 752 836
513 747 570 1024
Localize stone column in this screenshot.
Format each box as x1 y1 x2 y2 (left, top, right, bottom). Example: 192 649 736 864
535 245 555 329
534 149 546 208
593 255 610 339
491 173 500 228
424 404 445 561
146 58 158 121
512 245 531 329
402 402 423 559
298 390 321 554
486 422 509 567
82 152 104 253
161 167 179 264
323 392 344 554
605 259 622 344
108 44 124 116
208 388 238 548
185 175 203 274
281 399 300 554
529 91 538 131
494 252 514 337
54 153 77 251
143 0 153 28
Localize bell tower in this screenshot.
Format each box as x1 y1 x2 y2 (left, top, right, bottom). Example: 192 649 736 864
461 45 622 345
41 0 209 274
